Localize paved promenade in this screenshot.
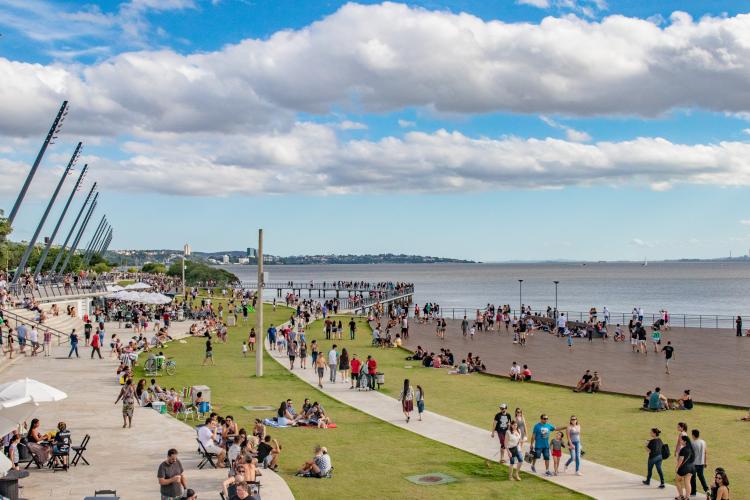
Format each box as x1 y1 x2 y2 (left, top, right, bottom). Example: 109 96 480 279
0 320 294 500
265 340 677 500
406 319 749 407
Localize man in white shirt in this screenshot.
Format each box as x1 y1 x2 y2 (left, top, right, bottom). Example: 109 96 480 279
198 418 226 467
556 313 567 336
509 362 521 381
29 327 39 356
328 345 338 383
690 429 709 495
603 306 610 325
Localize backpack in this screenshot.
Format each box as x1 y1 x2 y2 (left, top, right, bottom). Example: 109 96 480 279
661 443 670 460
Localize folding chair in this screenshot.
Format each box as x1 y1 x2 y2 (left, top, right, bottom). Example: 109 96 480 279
16 442 36 469
49 431 71 471
71 434 90 466
196 438 217 469
21 443 46 469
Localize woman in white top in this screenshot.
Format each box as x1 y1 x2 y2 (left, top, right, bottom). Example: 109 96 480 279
505 420 523 481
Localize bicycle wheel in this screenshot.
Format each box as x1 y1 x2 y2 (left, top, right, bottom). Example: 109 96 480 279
165 362 176 376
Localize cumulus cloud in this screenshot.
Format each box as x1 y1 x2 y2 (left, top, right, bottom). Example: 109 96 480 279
629 238 652 248
740 219 750 225
398 119 416 128
4 3 750 140
4 126 748 198
517 0 550 7
336 120 368 130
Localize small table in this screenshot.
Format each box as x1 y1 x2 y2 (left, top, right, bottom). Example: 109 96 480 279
0 469 30 500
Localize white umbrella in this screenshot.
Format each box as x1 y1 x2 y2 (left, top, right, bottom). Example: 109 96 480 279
0 401 37 437
108 285 125 292
0 378 68 407
0 452 12 476
125 282 152 290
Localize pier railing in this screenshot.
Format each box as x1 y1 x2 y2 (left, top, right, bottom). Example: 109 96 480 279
7 280 108 301
419 307 744 330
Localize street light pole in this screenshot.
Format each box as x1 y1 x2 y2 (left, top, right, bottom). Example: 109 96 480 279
256 229 264 377
518 279 523 317
182 243 191 298
553 280 559 319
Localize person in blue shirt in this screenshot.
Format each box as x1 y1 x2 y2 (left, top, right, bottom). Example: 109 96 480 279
267 325 277 351
530 414 565 476
68 329 79 358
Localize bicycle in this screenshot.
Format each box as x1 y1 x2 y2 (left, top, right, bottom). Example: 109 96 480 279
144 356 177 376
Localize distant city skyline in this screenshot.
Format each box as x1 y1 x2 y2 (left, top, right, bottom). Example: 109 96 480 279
2 1 750 261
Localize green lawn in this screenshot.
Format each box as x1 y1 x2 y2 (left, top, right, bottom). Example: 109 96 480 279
136 305 585 500
304 316 750 498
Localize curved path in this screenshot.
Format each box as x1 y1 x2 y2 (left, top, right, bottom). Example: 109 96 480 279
266 339 677 500
0 321 294 500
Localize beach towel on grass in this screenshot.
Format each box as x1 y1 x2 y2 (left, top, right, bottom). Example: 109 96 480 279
263 418 290 428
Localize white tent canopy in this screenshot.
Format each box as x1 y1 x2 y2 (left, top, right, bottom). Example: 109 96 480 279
108 285 125 292
125 282 152 290
106 291 172 304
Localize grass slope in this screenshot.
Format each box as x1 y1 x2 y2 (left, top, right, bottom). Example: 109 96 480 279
136 305 584 500
305 316 749 498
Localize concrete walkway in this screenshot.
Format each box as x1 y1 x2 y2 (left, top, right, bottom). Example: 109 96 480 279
265 341 677 500
0 320 294 500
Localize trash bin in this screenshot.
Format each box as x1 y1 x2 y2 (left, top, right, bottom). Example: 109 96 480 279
376 372 385 389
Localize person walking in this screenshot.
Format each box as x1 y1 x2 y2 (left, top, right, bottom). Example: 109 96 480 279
690 429 709 497
415 385 425 421
662 341 675 374
491 404 511 464
90 330 102 359
736 316 743 337
287 340 298 370
327 345 338 383
530 414 563 476
203 337 214 366
565 415 582 475
338 348 350 383
349 318 356 340
675 434 695 500
399 379 415 423
158 448 186 500
505 420 523 481
115 378 136 428
643 428 666 489
67 329 79 358
315 353 327 389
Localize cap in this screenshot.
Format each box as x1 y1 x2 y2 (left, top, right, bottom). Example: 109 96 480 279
499 403 507 409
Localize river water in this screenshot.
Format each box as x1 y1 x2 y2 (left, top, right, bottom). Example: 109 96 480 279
222 261 750 317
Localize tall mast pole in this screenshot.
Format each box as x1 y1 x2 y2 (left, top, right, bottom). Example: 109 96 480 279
11 142 82 283
34 164 88 276
51 183 96 274
256 228 264 377
59 200 98 275
7 101 69 225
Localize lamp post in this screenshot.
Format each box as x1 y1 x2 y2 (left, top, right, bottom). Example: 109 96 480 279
256 229 264 377
518 279 523 317
182 243 191 297
553 280 559 319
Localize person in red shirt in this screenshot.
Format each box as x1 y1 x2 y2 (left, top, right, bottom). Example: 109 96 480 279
90 330 102 359
366 355 378 391
350 354 362 389
522 365 532 381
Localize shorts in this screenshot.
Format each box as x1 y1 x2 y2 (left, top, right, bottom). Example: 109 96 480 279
497 431 507 448
509 446 523 464
552 449 562 458
417 400 425 413
317 367 325 377
534 447 550 461
203 442 222 455
205 351 213 357
289 356 295 362
631 338 637 345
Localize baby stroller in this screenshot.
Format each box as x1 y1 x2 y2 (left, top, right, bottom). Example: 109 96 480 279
356 371 370 391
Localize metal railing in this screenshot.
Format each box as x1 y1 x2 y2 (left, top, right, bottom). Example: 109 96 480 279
340 287 415 311
0 308 70 345
413 307 745 330
6 280 108 301
239 281 410 292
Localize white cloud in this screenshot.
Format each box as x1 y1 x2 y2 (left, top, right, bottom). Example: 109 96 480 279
740 219 750 225
517 0 550 8
629 238 653 248
4 3 750 136
743 129 750 135
336 120 368 130
541 116 591 143
398 119 416 128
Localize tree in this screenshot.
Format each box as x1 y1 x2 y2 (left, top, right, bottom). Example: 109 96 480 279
141 262 167 274
0 210 12 271
167 259 239 286
93 262 111 273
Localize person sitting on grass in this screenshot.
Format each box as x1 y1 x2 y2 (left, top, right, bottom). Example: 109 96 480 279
647 387 668 411
458 359 469 374
256 435 281 471
306 402 331 428
573 370 593 392
522 365 532 381
509 361 521 381
296 445 332 478
741 409 750 421
674 389 693 410
471 356 486 373
589 371 601 393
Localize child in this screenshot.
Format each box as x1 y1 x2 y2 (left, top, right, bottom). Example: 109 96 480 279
7 433 19 471
614 324 623 342
567 331 574 351
551 431 566 475
242 341 248 358
469 325 476 340
249 330 256 351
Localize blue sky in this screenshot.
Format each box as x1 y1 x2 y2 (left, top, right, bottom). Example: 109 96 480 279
2 0 750 261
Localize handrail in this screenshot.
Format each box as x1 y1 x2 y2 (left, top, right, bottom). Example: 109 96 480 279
410 306 746 329
6 281 108 301
238 281 411 292
0 308 70 345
